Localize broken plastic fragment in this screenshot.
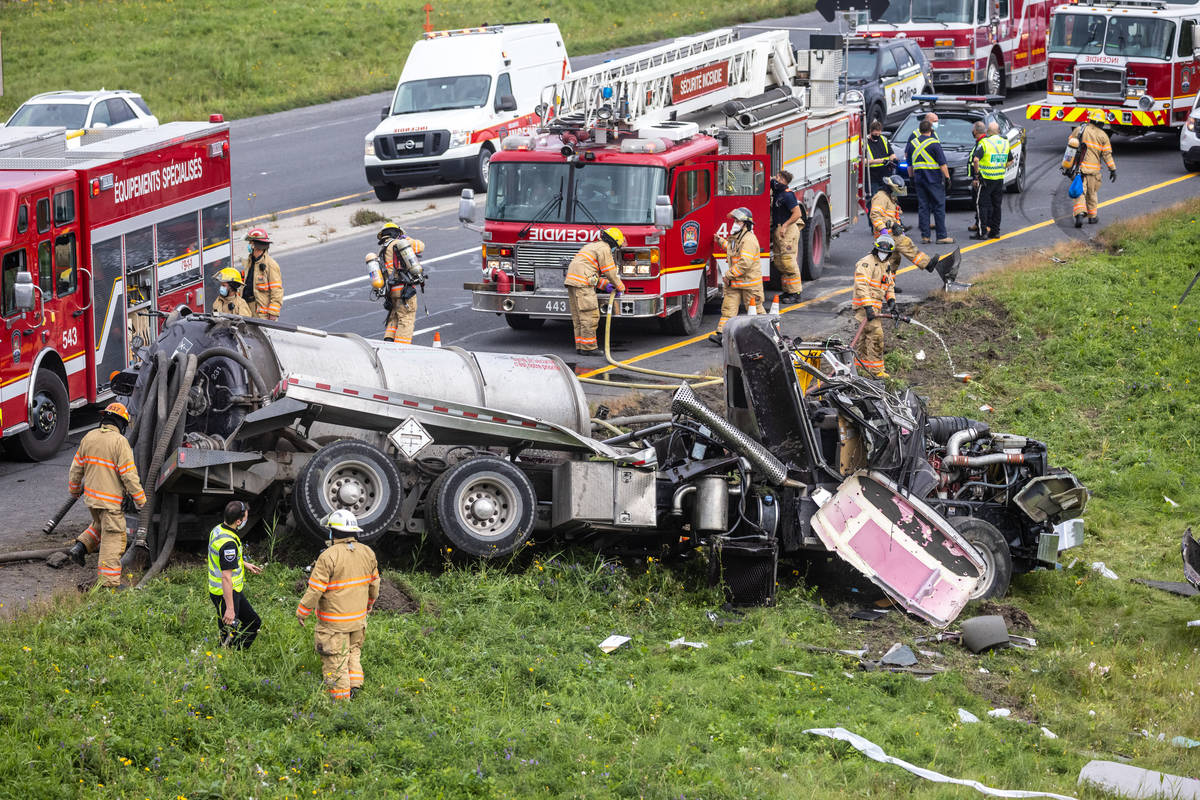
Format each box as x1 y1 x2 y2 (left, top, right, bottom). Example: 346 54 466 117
987 708 1011 718
1188 620 1200 628
734 639 755 647
598 634 631 653
915 349 926 361
958 708 980 724
668 637 707 649
979 404 994 413
1079 760 1200 800
880 643 918 667
1172 736 1200 749
1041 727 1058 739
1164 495 1180 508
1091 562 1119 580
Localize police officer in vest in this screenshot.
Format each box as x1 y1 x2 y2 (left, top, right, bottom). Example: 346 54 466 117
865 120 898 195
905 118 953 245
208 500 263 650
974 121 1010 239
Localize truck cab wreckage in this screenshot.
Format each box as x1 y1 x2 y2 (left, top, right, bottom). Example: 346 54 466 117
111 312 1088 626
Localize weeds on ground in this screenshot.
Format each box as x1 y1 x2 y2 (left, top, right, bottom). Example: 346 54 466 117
350 209 389 228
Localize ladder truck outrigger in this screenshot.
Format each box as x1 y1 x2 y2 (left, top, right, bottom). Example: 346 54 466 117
458 28 867 336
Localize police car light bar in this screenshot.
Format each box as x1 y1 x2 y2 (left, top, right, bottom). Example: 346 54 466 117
914 94 1005 105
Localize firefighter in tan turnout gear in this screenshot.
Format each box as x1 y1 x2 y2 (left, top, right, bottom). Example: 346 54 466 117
211 267 252 316
1064 113 1117 227
563 228 626 356
709 207 763 346
66 403 146 587
852 233 899 380
241 228 283 320
296 510 380 701
376 222 426 343
869 176 961 285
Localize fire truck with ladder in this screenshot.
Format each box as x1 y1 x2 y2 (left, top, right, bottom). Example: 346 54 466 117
1027 0 1200 132
458 28 865 336
857 0 1073 95
0 120 231 460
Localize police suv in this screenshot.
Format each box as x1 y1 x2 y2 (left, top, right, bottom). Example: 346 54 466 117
841 38 933 129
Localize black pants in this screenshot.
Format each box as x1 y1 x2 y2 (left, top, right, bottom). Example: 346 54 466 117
210 590 261 650
978 179 1004 236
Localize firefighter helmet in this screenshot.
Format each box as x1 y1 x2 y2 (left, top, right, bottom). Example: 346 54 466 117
873 232 896 255
103 402 131 423
214 267 244 285
600 227 626 248
882 175 907 197
728 207 754 226
245 228 272 244
1087 109 1108 123
325 508 362 536
378 221 403 245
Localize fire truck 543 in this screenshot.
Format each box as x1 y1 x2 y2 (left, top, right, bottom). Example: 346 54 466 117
0 120 231 460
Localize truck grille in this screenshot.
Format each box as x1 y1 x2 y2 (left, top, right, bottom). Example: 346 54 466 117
1075 66 1124 99
514 242 584 280
373 130 450 160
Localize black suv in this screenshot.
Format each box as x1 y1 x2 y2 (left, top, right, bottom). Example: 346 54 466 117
893 95 1027 204
841 38 934 129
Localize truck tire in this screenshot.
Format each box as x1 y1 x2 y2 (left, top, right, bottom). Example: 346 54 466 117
950 516 1013 599
1184 157 1200 173
12 369 69 462
292 439 402 544
504 314 545 330
980 53 1004 96
373 183 400 202
801 204 828 281
661 271 705 335
867 102 885 130
426 456 536 558
471 145 493 193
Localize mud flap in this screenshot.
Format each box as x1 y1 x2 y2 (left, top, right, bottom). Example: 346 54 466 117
810 470 984 628
932 248 962 288
1184 528 1200 590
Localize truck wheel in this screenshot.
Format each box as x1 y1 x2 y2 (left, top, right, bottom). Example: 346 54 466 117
373 183 400 202
12 370 69 462
504 314 545 330
292 439 402 544
427 456 536 558
950 516 1013 600
661 271 705 335
801 205 828 281
1005 152 1026 194
867 102 886 130
981 53 1004 96
471 145 493 193
1184 157 1200 173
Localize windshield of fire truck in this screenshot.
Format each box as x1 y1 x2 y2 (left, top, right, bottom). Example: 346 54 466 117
1049 14 1106 54
876 0 911 23
911 0 976 24
391 75 492 114
1104 17 1175 60
486 161 666 226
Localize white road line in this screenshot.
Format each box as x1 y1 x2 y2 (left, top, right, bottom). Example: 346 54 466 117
283 246 478 301
1003 103 1028 113
414 323 453 336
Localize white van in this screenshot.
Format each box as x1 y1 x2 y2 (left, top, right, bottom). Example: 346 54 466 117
364 21 570 200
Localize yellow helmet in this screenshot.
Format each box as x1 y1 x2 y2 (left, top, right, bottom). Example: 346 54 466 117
1087 109 1107 123
103 402 131 423
602 227 626 248
214 267 243 284
378 221 402 245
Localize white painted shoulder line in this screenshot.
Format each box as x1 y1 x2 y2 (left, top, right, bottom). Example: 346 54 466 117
283 246 479 302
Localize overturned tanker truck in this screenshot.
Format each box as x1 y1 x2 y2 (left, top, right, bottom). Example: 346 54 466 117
111 311 1087 626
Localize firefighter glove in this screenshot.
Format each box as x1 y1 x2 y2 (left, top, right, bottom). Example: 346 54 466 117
943 175 952 192
864 307 877 322
603 283 616 293
1109 169 1117 183
884 298 897 315
889 221 903 237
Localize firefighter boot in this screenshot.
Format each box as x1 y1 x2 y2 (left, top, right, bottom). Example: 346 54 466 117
708 332 723 346
1074 214 1085 229
68 542 87 567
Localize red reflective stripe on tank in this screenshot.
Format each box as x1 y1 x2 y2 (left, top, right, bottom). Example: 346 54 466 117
343 388 358 396
463 412 478 418
521 421 537 428
288 377 299 384
432 405 448 413
373 394 389 401
403 400 418 407
316 383 331 390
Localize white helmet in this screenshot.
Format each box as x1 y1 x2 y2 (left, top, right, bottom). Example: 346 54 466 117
325 509 362 536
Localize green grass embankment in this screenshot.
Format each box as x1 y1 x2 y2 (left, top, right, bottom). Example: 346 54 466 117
1 204 1199 797
0 0 815 121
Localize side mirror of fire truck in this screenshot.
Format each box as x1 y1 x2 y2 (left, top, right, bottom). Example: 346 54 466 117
459 188 477 225
654 195 672 230
14 271 36 313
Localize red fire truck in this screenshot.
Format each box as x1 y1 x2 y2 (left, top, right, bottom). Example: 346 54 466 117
458 29 864 335
0 121 231 460
1027 0 1200 132
858 0 1072 94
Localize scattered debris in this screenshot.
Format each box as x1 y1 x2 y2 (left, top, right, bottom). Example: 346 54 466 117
1183 529 1200 589
958 708 981 724
838 648 870 659
1007 635 1038 650
916 349 927 361
705 609 746 626
1171 736 1200 749
598 635 631 653
1131 578 1198 598
668 637 707 649
774 666 815 678
1078 760 1200 800
880 643 918 667
45 551 69 569
1164 495 1179 508
1091 562 1120 580
962 615 1010 654
919 649 942 659
850 608 891 621
1041 727 1058 739
1188 620 1200 628
734 640 755 647
978 601 1036 631
988 709 1012 718
805 727 1078 799
979 404 995 413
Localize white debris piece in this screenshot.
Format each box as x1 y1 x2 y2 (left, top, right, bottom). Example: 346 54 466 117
598 634 631 653
1091 562 1119 580
1164 495 1180 508
1188 620 1200 628
958 708 981 724
916 350 927 361
668 637 707 649
988 708 1012 718
1078 760 1200 800
1041 727 1058 739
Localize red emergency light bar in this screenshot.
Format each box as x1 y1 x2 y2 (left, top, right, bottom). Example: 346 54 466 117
914 94 1005 106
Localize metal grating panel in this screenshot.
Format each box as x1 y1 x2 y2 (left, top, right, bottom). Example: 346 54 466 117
1076 66 1124 99
515 241 585 279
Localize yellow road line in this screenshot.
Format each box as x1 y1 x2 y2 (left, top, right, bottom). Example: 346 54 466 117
233 190 371 227
578 172 1197 379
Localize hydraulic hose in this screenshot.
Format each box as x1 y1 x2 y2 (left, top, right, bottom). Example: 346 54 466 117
123 353 160 446
43 496 78 536
576 296 723 391
135 493 177 589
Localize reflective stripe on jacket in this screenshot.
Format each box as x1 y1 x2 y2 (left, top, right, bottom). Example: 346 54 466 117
717 229 762 289
68 424 145 510
297 538 381 632
207 524 244 595
383 237 426 299
564 241 617 289
977 135 1010 181
868 191 901 235
852 255 895 311
241 253 284 317
910 136 941 170
1075 124 1116 173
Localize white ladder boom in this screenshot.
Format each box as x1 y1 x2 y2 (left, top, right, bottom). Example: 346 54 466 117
546 29 800 131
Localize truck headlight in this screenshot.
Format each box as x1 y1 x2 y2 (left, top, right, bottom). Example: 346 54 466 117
1052 73 1073 93
448 130 472 149
365 139 376 157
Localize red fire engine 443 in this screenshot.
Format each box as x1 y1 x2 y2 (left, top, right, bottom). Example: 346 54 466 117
858 0 1072 95
0 121 231 460
458 28 865 335
1028 0 1200 132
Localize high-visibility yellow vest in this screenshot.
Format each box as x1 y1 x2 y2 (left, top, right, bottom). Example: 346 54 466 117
978 134 1010 181
207 524 244 595
911 136 941 171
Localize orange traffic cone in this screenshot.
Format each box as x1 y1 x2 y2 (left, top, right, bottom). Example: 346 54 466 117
747 296 758 316
432 331 443 348
769 294 781 315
